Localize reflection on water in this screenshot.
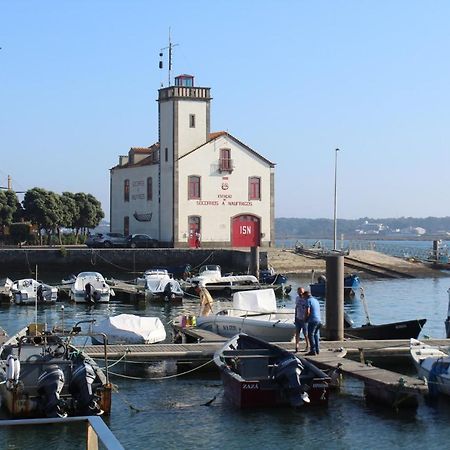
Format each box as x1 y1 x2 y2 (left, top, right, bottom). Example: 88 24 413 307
1 268 450 448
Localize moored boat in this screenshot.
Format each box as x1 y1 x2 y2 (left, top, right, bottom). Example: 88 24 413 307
70 272 113 303
91 314 166 345
310 274 360 298
11 279 58 305
0 322 112 418
410 338 450 397
343 317 427 340
136 269 184 303
214 333 330 408
195 289 296 342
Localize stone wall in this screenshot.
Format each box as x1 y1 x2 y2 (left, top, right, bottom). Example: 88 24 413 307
0 248 268 275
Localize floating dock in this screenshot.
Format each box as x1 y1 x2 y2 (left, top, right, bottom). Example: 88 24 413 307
82 331 447 408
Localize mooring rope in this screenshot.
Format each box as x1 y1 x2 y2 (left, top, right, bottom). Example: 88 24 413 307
108 358 215 381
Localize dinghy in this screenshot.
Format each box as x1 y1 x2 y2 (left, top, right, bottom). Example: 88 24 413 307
214 333 330 408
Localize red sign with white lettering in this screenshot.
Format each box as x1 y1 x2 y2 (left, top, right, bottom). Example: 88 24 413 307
232 215 260 247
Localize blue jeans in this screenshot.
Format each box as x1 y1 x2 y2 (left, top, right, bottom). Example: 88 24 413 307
308 321 321 354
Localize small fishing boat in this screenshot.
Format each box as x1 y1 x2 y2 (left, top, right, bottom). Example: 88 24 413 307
70 272 114 303
310 274 360 298
11 279 58 305
0 322 112 418
343 315 427 340
214 333 330 409
136 269 184 303
410 338 450 397
91 314 166 345
195 289 296 342
341 288 426 340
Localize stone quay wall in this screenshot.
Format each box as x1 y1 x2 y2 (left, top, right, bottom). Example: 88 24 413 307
0 248 268 275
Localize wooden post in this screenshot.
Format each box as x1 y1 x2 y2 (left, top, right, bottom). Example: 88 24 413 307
250 247 260 278
325 254 344 341
86 421 99 450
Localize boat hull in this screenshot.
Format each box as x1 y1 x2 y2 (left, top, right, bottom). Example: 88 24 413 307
215 333 330 409
310 275 360 298
344 319 426 340
196 315 296 342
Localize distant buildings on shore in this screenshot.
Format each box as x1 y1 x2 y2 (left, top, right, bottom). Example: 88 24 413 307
355 220 434 237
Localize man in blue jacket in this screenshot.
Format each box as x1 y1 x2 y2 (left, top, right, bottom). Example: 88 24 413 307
303 290 322 356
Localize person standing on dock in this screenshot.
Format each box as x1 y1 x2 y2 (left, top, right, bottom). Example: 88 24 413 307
196 285 213 316
303 290 322 356
294 287 309 353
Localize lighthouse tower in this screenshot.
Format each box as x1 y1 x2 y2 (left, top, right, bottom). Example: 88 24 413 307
158 75 212 245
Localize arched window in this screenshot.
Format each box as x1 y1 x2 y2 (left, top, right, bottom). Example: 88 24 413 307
147 177 153 201
124 179 130 202
248 177 261 200
188 176 201 200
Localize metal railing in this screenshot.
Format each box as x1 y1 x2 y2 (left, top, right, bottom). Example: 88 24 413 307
0 416 124 450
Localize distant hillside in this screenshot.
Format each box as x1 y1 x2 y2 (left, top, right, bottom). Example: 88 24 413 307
275 217 450 239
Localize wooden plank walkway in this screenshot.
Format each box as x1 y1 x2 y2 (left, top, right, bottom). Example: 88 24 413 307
82 337 450 361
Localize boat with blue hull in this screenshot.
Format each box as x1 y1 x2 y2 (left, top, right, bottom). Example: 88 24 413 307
310 274 360 298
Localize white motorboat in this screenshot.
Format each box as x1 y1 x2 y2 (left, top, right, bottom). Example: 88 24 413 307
195 288 295 342
91 314 166 345
11 279 58 305
0 322 112 418
136 269 184 303
186 265 260 294
0 278 13 302
410 338 450 397
70 272 113 303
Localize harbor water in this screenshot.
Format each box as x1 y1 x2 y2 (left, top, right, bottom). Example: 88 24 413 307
1 262 450 448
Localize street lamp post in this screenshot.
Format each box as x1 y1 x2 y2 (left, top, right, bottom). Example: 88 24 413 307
333 148 340 251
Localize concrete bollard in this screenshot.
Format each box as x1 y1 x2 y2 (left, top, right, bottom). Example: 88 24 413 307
325 254 344 341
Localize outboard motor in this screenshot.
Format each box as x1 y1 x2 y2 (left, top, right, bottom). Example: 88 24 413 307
317 275 327 284
273 356 310 406
164 282 174 301
84 283 93 303
37 364 67 418
92 290 102 302
70 361 102 415
37 284 44 303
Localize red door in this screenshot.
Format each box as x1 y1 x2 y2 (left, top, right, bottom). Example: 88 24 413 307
188 216 201 248
232 215 260 247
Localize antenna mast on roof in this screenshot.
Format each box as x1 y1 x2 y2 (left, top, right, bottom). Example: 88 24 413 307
159 28 179 87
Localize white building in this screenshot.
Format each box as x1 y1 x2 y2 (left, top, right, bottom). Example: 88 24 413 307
110 75 275 248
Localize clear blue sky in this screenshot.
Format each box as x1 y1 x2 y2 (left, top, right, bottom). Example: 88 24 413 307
1 1 450 219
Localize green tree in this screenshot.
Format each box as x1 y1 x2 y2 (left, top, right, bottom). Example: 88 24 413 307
0 190 17 235
73 193 104 237
22 188 63 244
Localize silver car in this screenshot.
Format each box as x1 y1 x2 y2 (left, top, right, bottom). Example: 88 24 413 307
85 232 128 248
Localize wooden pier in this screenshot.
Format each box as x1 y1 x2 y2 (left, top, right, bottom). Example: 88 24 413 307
83 331 450 408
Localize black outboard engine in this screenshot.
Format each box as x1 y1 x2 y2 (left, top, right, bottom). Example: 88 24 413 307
273 356 310 406
317 275 327 284
70 361 102 415
37 364 67 418
84 283 93 302
92 290 102 302
37 284 44 303
164 282 174 301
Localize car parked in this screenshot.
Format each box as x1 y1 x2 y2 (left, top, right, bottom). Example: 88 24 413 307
126 234 159 248
85 232 128 248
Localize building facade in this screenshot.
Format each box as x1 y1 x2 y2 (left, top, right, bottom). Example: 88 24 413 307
110 75 275 248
